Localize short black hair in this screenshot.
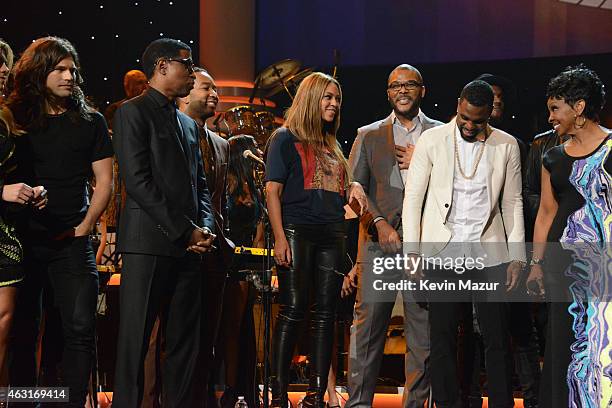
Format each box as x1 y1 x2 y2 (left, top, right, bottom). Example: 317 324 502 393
546 65 606 121
475 73 517 105
141 38 191 79
460 80 494 109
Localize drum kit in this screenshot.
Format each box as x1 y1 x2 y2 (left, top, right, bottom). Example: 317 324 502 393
221 58 312 146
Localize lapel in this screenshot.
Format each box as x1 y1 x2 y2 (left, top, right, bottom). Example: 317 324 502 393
484 127 497 211
380 114 403 190
206 128 222 184
174 111 192 177
444 121 457 195
144 89 191 179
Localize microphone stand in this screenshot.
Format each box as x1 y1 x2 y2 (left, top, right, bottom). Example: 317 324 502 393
253 163 273 408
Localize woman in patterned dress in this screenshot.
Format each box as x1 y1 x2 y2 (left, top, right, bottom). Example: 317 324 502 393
527 65 611 407
0 39 47 390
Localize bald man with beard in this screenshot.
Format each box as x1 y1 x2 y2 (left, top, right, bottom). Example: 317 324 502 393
346 64 442 408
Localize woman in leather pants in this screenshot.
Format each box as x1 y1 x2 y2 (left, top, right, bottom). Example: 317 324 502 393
265 72 366 408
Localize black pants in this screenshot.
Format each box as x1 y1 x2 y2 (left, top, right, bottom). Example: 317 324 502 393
196 252 227 408
113 252 202 408
271 223 346 396
428 265 513 408
538 252 574 408
10 236 99 407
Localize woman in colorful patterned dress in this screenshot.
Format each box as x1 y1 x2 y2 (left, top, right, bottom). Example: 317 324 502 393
527 65 611 407
0 39 47 391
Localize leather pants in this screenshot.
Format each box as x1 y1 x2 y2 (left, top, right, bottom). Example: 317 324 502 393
271 222 346 407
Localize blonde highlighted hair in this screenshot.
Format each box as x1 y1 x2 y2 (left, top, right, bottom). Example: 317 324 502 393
0 38 14 72
0 39 22 136
281 72 349 185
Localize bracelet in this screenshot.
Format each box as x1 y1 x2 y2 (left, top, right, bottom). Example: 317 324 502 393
529 257 544 266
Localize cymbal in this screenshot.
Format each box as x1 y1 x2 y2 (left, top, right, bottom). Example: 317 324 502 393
256 59 301 89
266 68 313 97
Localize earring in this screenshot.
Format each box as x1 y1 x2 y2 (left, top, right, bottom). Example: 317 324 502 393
574 114 586 129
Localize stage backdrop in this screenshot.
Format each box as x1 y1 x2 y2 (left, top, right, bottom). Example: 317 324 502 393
256 0 612 70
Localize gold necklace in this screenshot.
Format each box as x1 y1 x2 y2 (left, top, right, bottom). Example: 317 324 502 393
454 130 486 180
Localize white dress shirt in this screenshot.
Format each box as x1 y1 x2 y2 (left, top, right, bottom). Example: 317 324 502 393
391 110 424 183
445 125 495 266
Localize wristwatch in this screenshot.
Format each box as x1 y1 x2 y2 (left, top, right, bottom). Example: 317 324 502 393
529 257 544 266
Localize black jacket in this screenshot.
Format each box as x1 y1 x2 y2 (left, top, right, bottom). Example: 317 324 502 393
113 88 214 257
522 129 564 241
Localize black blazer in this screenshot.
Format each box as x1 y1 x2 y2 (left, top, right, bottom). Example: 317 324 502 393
113 88 215 257
201 127 235 264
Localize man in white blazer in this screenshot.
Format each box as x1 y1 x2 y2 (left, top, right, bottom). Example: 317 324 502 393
402 80 526 408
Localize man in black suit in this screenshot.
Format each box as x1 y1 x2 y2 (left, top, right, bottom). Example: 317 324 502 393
179 67 234 407
112 38 215 408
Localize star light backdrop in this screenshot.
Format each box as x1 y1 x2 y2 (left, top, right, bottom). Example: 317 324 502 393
2 0 611 145
1 0 199 109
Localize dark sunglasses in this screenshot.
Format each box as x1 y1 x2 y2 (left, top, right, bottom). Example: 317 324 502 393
155 57 194 73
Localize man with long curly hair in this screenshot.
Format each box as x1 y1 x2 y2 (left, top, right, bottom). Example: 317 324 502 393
7 36 113 407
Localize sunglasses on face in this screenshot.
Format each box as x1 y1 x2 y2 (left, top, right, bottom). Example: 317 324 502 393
155 57 195 73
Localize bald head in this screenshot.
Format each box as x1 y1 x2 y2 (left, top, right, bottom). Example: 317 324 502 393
388 64 423 85
123 69 148 99
387 64 425 121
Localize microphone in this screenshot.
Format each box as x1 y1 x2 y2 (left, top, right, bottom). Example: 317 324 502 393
243 149 265 167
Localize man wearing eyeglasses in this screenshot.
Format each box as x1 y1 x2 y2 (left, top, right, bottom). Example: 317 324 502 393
112 38 215 408
347 64 442 408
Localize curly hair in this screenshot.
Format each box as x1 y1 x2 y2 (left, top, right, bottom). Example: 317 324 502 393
7 36 94 132
546 64 606 121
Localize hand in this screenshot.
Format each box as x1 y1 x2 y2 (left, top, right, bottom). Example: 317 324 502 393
2 183 34 205
526 264 545 298
395 144 415 170
74 222 94 237
274 238 292 267
375 219 401 253
347 182 368 215
188 228 216 254
505 260 523 292
31 186 48 209
405 253 423 280
341 264 359 298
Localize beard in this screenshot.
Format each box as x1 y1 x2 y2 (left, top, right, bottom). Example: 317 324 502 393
391 95 420 119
